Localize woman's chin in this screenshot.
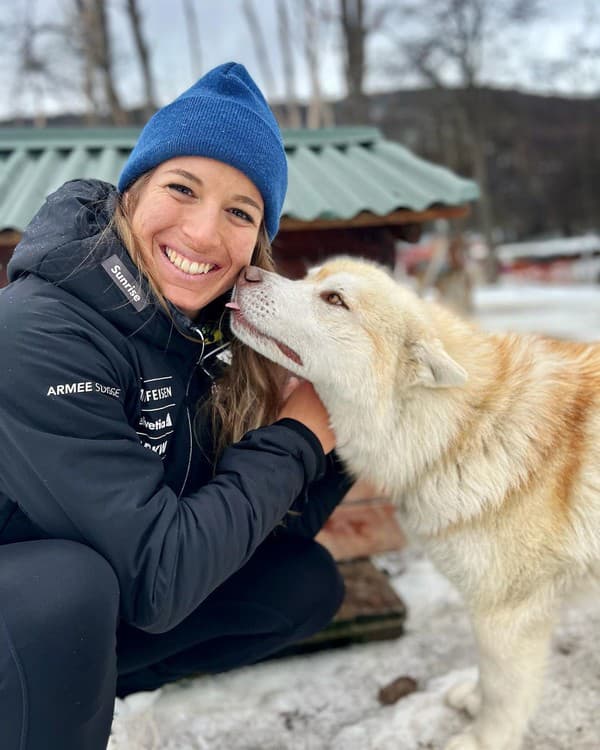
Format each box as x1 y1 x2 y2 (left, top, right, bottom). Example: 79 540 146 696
162 283 227 320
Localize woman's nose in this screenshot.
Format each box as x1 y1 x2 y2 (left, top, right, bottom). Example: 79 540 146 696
182 207 221 252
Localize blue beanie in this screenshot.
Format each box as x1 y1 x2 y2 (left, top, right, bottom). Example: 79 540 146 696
118 62 287 240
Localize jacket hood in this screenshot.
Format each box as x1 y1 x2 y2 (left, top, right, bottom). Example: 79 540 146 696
8 179 232 355
9 179 118 283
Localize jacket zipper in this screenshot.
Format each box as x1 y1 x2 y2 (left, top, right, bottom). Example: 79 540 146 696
177 327 205 498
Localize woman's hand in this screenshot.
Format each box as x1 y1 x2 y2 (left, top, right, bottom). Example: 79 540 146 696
277 378 336 455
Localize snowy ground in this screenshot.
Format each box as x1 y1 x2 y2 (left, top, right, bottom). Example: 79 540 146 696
109 283 600 750
473 282 600 342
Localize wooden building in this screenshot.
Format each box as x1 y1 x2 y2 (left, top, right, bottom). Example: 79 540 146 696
0 126 478 286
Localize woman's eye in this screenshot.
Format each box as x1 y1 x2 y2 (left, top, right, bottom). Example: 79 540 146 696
322 292 348 308
168 183 194 196
229 207 255 224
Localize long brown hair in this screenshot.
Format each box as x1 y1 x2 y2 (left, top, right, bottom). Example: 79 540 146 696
112 173 287 456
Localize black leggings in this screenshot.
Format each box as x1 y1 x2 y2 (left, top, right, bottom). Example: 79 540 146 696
0 535 344 750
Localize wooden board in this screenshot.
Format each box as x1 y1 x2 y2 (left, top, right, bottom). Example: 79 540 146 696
316 482 406 562
275 558 406 657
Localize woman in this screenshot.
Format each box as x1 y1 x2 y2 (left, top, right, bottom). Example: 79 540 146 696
0 62 351 750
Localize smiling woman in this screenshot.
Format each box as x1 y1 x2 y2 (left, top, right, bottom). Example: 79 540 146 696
0 61 350 750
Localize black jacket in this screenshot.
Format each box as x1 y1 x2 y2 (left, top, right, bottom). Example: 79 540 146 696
0 180 350 633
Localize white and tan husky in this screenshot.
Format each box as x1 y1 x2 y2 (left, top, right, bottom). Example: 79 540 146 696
229 258 600 750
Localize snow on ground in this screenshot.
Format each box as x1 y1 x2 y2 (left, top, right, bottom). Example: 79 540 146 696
109 283 600 750
473 281 600 341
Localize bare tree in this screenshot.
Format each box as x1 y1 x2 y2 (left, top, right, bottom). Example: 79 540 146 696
125 0 157 119
76 0 129 124
240 0 334 129
339 0 367 121
2 0 81 125
303 0 334 128
13 12 55 127
336 0 395 123
278 0 302 127
182 0 202 81
243 0 277 100
387 0 543 278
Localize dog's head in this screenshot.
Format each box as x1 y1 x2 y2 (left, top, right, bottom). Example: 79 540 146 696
228 257 467 396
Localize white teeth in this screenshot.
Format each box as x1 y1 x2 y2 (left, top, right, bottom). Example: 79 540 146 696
165 247 214 275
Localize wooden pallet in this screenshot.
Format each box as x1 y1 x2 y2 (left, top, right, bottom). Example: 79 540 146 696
277 557 406 657
316 479 405 562
316 498 406 561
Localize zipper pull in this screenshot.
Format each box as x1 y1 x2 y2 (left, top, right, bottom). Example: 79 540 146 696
190 325 205 342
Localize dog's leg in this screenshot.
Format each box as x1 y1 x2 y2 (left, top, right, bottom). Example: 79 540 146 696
444 607 555 750
445 677 482 718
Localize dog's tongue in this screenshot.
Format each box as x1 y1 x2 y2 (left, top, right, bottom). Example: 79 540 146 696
225 301 241 310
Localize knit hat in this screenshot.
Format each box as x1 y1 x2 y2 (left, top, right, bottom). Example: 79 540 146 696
118 62 287 240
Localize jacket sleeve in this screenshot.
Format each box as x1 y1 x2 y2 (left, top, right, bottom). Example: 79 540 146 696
0 305 325 634
275 450 354 539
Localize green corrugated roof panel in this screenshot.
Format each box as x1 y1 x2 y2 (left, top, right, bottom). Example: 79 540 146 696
0 126 479 231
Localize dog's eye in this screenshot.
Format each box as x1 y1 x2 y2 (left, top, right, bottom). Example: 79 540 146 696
321 292 348 309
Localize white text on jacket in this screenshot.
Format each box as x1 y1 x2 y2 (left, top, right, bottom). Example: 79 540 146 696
46 381 121 398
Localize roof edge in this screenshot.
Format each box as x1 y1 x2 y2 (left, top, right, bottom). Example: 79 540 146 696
0 125 384 151
279 205 471 232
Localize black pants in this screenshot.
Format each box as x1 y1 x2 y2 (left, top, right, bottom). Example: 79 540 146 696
0 535 344 750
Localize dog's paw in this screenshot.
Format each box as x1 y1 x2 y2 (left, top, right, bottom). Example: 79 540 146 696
445 679 482 717
443 732 481 750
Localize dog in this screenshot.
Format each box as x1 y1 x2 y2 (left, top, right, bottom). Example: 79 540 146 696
228 258 600 750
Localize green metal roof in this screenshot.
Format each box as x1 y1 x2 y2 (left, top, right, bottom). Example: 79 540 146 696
0 126 478 231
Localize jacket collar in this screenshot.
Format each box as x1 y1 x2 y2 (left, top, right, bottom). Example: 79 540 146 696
9 179 233 361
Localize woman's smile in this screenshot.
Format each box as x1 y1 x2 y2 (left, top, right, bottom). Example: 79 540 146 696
161 245 218 277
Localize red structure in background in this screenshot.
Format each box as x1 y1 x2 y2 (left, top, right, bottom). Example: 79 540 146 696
0 231 19 287
273 226 399 278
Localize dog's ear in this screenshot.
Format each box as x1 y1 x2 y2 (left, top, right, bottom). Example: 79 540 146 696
412 340 468 388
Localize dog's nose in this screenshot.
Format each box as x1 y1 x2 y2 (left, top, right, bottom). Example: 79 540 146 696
243 265 263 283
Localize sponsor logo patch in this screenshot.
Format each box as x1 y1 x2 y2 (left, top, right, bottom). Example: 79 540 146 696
101 255 148 311
137 376 175 460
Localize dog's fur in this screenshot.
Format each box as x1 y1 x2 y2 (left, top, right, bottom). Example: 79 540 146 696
229 258 600 750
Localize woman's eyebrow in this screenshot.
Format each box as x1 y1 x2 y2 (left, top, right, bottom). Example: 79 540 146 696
165 168 203 185
232 194 263 214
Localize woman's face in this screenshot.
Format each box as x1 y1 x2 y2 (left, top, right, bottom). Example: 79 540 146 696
128 156 264 319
